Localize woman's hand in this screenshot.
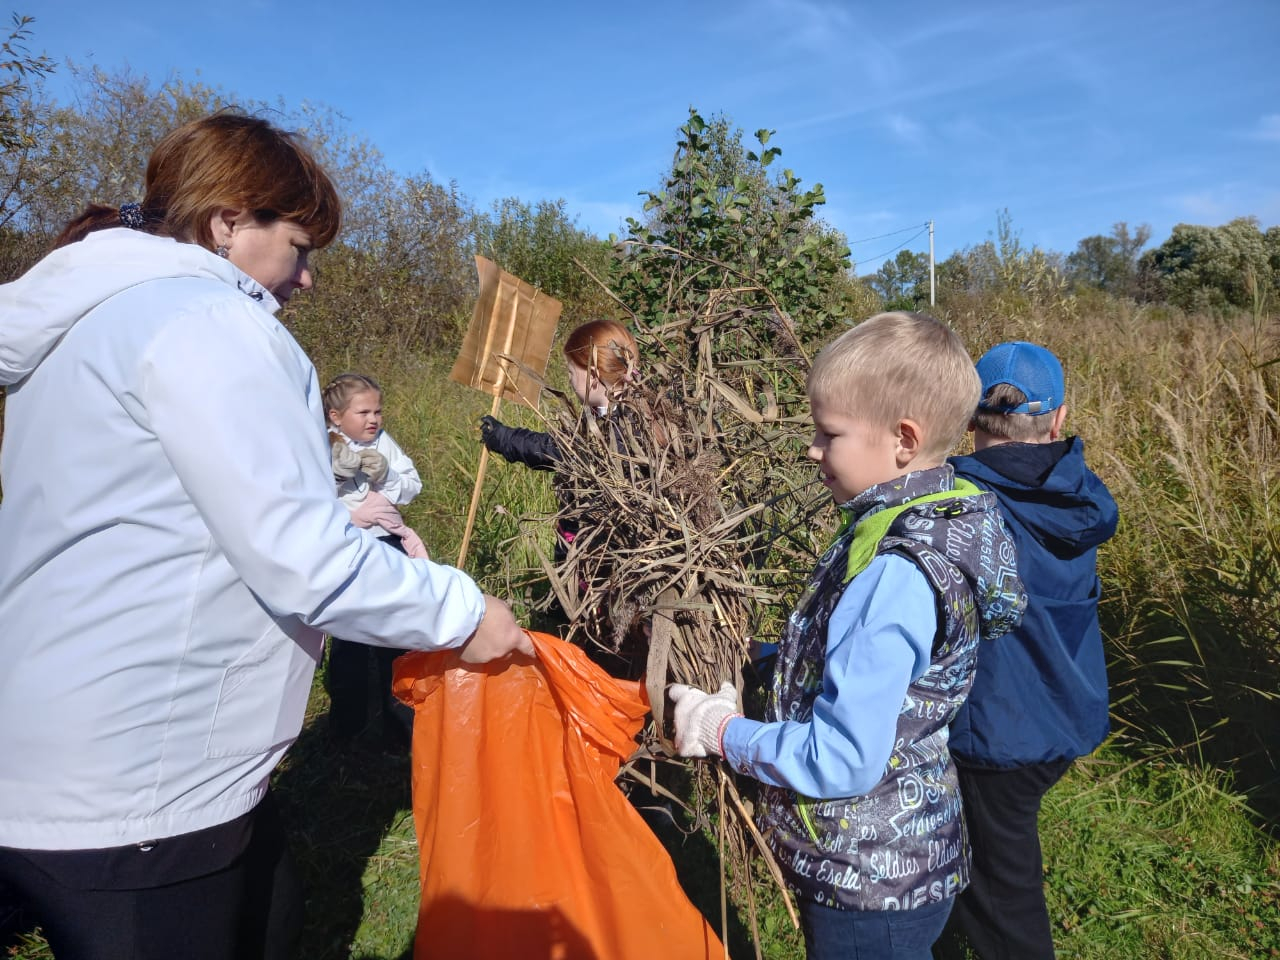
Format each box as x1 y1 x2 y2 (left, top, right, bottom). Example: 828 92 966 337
458 595 535 664
350 490 401 529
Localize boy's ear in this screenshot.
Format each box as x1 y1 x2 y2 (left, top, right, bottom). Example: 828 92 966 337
896 418 923 466
1049 404 1068 440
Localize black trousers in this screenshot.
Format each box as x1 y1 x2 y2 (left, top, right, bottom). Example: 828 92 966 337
0 791 302 960
325 637 412 738
326 534 412 741
946 758 1073 960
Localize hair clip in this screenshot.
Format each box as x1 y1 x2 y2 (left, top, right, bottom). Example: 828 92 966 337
119 202 145 229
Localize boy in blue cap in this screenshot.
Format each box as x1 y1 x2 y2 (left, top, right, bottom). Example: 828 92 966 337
944 341 1119 959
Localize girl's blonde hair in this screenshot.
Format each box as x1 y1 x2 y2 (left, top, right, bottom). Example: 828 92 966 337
562 319 638 388
323 373 382 417
808 312 980 461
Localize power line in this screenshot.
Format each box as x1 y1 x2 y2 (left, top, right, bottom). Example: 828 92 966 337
858 226 930 266
846 222 930 245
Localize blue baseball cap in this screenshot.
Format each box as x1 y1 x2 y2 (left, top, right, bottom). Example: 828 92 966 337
975 342 1064 415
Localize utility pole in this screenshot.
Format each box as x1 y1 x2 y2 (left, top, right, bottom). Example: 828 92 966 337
928 220 936 306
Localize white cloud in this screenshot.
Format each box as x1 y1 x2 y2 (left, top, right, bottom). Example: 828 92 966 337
939 116 988 142
1169 184 1277 225
1167 193 1221 222
884 113 925 146
1248 114 1280 142
736 0 900 90
751 0 857 52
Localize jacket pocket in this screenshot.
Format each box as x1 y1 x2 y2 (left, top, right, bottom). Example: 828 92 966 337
206 626 315 758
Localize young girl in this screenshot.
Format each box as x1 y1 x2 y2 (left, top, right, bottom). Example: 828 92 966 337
479 318 639 472
480 319 646 674
326 373 428 558
324 373 426 743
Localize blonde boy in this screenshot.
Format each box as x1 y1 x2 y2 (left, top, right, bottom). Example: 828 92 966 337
670 313 1026 960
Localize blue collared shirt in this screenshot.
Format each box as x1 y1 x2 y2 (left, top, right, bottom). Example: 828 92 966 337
722 553 938 799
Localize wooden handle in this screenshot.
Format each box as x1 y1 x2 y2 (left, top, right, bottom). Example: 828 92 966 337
455 392 503 569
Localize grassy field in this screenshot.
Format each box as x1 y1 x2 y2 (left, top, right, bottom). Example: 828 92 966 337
5 301 1279 959
297 311 1280 960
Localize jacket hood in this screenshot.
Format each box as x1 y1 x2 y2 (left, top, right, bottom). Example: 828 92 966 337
1 228 277 386
957 491 1024 642
919 485 1027 643
843 464 1027 643
950 437 1118 557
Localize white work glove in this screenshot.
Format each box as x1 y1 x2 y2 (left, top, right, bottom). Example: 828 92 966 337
331 439 362 480
357 448 389 484
350 490 402 529
330 438 388 485
668 681 742 758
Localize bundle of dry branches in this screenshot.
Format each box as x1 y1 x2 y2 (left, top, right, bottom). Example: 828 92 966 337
505 278 834 949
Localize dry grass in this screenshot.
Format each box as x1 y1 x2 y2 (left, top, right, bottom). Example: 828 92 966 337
486 278 1280 949
481 278 832 950
941 295 1280 821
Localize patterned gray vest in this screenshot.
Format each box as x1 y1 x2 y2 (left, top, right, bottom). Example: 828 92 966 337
758 465 1024 911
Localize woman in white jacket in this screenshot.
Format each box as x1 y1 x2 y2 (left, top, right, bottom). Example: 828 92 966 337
0 112 531 960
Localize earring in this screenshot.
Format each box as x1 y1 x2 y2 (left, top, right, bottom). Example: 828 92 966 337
215 245 229 259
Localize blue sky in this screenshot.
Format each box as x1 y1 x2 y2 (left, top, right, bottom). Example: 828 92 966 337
27 0 1280 274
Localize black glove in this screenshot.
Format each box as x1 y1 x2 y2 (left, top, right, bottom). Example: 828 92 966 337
478 416 559 468
479 414 505 449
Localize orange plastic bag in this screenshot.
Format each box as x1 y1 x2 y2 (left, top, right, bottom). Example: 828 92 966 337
392 631 724 960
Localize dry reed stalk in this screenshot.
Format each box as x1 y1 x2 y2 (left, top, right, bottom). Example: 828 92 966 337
505 274 829 938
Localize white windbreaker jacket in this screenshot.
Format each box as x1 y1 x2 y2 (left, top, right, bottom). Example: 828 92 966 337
335 428 423 508
0 229 485 850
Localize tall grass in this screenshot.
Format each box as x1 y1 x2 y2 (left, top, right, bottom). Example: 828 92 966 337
349 298 1280 958
6 299 1279 960
943 296 1280 822
1040 742 1280 959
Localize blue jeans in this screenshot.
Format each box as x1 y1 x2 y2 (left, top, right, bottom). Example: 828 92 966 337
800 895 954 960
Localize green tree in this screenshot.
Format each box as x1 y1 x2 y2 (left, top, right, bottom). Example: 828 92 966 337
1141 217 1278 312
868 249 931 310
471 197 613 324
0 13 53 151
297 172 478 362
0 65 391 244
1066 221 1151 298
612 108 857 351
0 66 234 239
0 61 482 365
938 209 1070 314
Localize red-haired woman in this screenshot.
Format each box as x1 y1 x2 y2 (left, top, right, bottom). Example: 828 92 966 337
0 112 529 958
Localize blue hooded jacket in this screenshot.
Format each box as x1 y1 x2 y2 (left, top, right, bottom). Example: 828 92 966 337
948 436 1118 767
